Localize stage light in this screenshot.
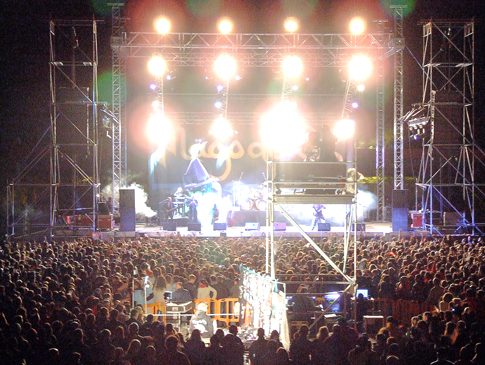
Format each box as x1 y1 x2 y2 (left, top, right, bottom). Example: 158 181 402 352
148 55 167 76
349 55 372 80
218 18 233 34
292 85 299 91
260 102 307 156
350 17 365 35
211 117 233 141
235 74 242 81
152 100 160 110
216 84 224 92
352 101 359 109
283 55 303 78
333 119 355 140
214 100 223 109
357 84 365 91
154 17 171 34
284 17 299 33
149 83 157 91
215 54 236 80
147 112 173 147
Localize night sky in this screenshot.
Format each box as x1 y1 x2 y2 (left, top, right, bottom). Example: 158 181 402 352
0 0 484 234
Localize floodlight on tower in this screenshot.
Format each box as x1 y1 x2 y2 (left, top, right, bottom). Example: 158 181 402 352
211 116 233 142
349 17 365 35
215 54 236 80
283 56 303 78
284 17 299 33
349 55 372 81
147 112 173 148
148 55 167 77
333 119 355 140
218 18 233 34
154 17 171 34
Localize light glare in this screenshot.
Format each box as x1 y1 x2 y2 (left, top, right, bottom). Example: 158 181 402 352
147 112 173 147
283 56 303 78
218 18 233 34
333 119 355 140
215 54 236 80
154 17 171 34
349 55 372 80
211 117 233 141
284 17 299 32
350 17 365 35
148 56 166 76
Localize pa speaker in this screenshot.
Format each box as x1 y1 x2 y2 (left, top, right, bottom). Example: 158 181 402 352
392 189 409 209
351 223 366 232
245 222 260 231
188 223 201 231
317 223 331 231
163 222 177 231
392 208 408 232
274 222 287 231
213 222 227 231
119 189 136 232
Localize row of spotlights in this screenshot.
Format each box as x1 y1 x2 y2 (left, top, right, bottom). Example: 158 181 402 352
154 16 367 35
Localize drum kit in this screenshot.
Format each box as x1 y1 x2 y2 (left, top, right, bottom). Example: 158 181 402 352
236 186 267 211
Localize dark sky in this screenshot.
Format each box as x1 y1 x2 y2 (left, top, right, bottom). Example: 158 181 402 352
0 0 484 230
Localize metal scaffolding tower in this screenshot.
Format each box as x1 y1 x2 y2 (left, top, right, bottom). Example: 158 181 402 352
416 20 484 234
7 20 101 237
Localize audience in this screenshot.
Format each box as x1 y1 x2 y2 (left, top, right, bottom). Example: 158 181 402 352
0 233 485 364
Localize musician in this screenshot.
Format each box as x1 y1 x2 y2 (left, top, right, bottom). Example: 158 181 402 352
311 204 325 230
159 197 175 223
187 196 198 223
211 204 219 224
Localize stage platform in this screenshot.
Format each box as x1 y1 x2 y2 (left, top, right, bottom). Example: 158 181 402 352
84 221 431 241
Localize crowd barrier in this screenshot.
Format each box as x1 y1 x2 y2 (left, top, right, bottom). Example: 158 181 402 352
142 298 240 326
370 298 430 325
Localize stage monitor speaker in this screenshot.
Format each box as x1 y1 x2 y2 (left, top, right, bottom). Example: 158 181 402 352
188 223 201 231
245 222 260 231
119 189 136 232
163 222 177 231
351 223 366 232
392 189 408 209
317 223 331 231
274 222 287 231
392 208 408 232
213 222 227 231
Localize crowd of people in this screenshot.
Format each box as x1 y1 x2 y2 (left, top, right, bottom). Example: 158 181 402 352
1 232 485 364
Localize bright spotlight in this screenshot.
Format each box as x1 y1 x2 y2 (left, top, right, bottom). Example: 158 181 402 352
154 17 171 34
260 102 307 156
147 112 173 147
218 18 233 34
148 55 167 76
214 100 223 109
284 17 299 33
283 55 303 78
349 55 372 80
333 119 355 140
149 83 157 91
357 84 365 91
211 117 233 141
215 54 236 80
350 17 365 35
352 101 359 109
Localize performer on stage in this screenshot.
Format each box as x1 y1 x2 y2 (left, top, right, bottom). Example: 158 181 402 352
187 196 198 223
311 204 325 230
159 197 175 223
211 204 219 224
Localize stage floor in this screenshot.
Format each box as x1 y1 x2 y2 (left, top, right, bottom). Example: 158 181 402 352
97 221 430 240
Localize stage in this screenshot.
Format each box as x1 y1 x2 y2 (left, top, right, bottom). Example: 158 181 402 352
84 221 431 241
